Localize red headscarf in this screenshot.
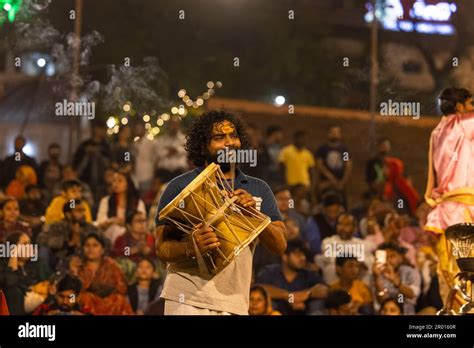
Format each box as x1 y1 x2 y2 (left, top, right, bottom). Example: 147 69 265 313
383 157 420 215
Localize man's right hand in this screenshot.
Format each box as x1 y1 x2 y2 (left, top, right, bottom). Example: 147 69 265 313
192 223 220 254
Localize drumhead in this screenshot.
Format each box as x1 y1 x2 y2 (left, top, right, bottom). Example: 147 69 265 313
159 163 220 221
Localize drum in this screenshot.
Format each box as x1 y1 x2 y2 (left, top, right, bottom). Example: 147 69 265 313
159 163 271 275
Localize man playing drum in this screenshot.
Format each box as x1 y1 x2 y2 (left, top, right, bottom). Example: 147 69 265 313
155 110 287 315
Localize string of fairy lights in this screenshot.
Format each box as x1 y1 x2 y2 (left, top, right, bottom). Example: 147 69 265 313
106 80 223 140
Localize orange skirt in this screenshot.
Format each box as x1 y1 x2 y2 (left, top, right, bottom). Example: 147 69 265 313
80 292 133 315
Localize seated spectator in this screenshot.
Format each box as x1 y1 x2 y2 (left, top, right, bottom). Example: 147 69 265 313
113 211 156 283
249 285 281 315
0 232 51 314
110 126 133 174
19 184 47 241
33 274 91 315
53 165 95 211
6 165 38 200
38 199 102 270
331 257 373 314
254 217 313 275
363 216 384 247
358 198 393 239
305 193 344 256
1 135 39 189
379 297 403 315
96 171 146 245
316 213 375 285
382 213 416 267
325 289 355 315
284 217 302 242
39 143 63 194
127 258 162 315
113 211 155 262
274 186 307 234
256 239 328 315
350 190 377 226
0 197 32 243
290 184 312 217
400 211 437 253
45 180 93 225
372 243 421 315
69 233 133 315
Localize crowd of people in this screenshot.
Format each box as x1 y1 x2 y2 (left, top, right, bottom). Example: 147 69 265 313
0 114 441 316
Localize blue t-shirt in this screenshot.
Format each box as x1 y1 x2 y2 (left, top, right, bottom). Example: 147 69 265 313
256 264 324 293
256 263 325 315
155 166 283 315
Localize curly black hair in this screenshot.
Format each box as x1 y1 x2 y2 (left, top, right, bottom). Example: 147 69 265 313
185 109 250 166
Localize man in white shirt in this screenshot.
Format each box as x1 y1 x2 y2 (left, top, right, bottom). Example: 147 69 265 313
155 116 188 183
316 213 375 285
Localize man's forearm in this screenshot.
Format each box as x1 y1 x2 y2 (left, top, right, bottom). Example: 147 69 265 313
156 225 193 263
309 284 328 299
261 284 289 300
317 160 337 182
342 161 353 183
397 283 415 299
259 221 287 256
156 240 190 263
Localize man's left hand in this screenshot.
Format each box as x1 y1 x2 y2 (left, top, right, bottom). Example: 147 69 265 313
230 189 256 209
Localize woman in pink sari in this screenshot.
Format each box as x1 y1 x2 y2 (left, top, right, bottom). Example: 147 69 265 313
424 87 474 310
